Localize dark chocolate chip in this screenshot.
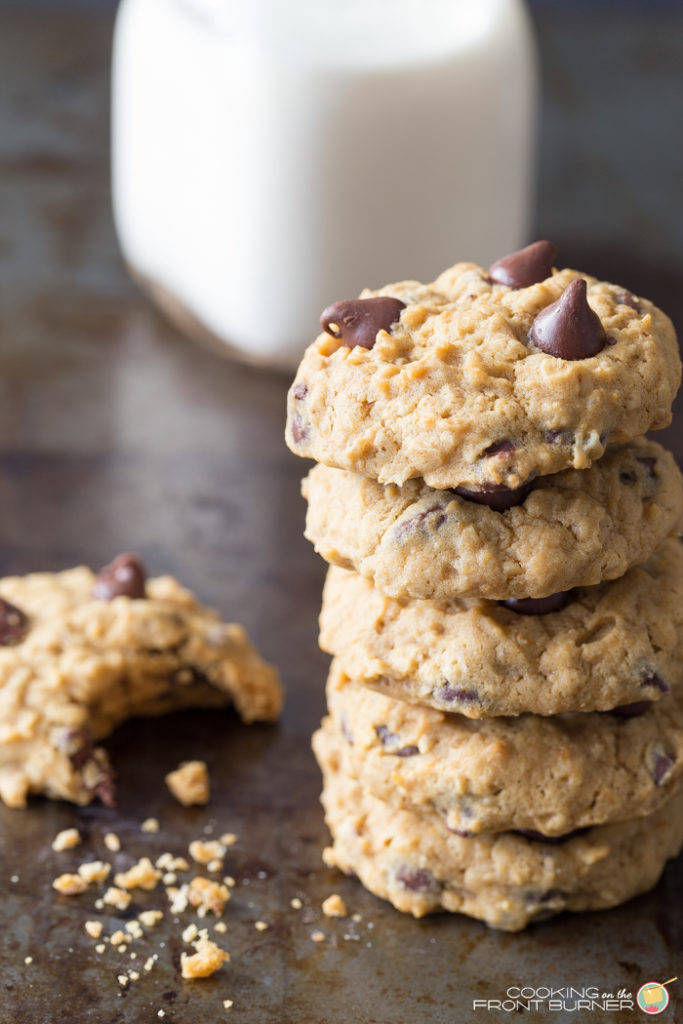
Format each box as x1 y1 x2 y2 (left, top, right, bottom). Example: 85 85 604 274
454 479 534 512
393 504 447 540
375 724 399 747
292 382 308 400
608 701 652 719
340 715 354 746
528 888 565 904
290 414 309 444
396 866 435 892
488 240 557 289
501 591 571 615
436 684 479 705
619 470 637 484
92 553 146 600
320 297 406 350
529 279 606 360
640 672 670 695
396 745 419 758
0 598 29 645
618 291 641 312
546 429 572 444
446 826 474 838
636 456 657 479
653 749 675 786
483 439 517 457
516 827 589 845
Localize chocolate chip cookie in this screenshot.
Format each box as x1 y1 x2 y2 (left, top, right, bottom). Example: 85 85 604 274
317 730 683 931
304 439 682 601
318 662 683 836
319 538 683 717
286 253 680 489
0 556 283 807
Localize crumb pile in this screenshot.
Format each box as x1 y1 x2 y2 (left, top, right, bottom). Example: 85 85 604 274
286 242 683 930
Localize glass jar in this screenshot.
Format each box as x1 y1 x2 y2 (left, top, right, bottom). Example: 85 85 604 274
112 0 538 370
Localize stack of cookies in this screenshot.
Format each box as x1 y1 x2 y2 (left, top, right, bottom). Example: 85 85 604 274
285 242 683 930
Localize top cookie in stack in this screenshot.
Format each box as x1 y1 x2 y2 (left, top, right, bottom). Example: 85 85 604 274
285 242 683 930
286 240 680 493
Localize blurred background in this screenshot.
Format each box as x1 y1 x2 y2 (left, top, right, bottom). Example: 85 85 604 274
1 3 683 1020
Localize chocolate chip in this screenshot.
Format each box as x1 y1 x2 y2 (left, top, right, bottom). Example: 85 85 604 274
454 479 534 511
528 888 565 904
393 504 447 540
396 866 435 892
92 553 146 600
636 456 657 479
446 826 474 838
651 749 675 786
618 291 641 312
483 439 517 457
516 827 589 845
546 429 572 444
488 240 557 288
501 592 571 615
608 701 652 719
290 414 309 444
320 297 406 350
653 748 675 786
292 383 308 400
0 598 29 645
436 684 479 705
375 724 399 747
396 745 419 758
619 470 637 484
529 279 607 360
640 672 670 695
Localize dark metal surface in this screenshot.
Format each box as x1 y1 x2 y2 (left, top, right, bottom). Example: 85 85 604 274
0 7 682 1024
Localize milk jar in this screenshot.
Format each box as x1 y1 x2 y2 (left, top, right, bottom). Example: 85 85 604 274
112 0 538 370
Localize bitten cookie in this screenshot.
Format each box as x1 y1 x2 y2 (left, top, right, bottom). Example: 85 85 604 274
0 555 283 808
319 663 683 836
286 253 680 489
319 539 683 717
304 439 683 601
317 732 683 931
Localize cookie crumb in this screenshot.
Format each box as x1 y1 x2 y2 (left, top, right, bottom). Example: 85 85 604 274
351 913 362 923
78 861 111 886
52 873 87 896
104 832 121 853
158 1012 165 1019
254 921 268 931
207 858 223 873
311 930 325 943
182 923 199 943
188 839 225 865
103 886 132 911
24 956 33 965
223 999 234 1010
214 921 227 933
51 828 81 852
322 894 347 918
85 921 103 940
144 956 157 972
125 920 143 940
111 930 129 947
180 937 230 980
141 817 159 833
223 876 236 888
166 761 210 806
167 884 189 914
220 833 238 847
290 897 302 910
187 877 230 917
139 910 163 928
114 857 161 891
117 974 128 988
95 944 106 954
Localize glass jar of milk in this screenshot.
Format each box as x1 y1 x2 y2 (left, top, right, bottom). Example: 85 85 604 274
112 0 537 371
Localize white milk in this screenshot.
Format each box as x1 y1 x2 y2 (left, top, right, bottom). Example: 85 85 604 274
112 0 537 370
